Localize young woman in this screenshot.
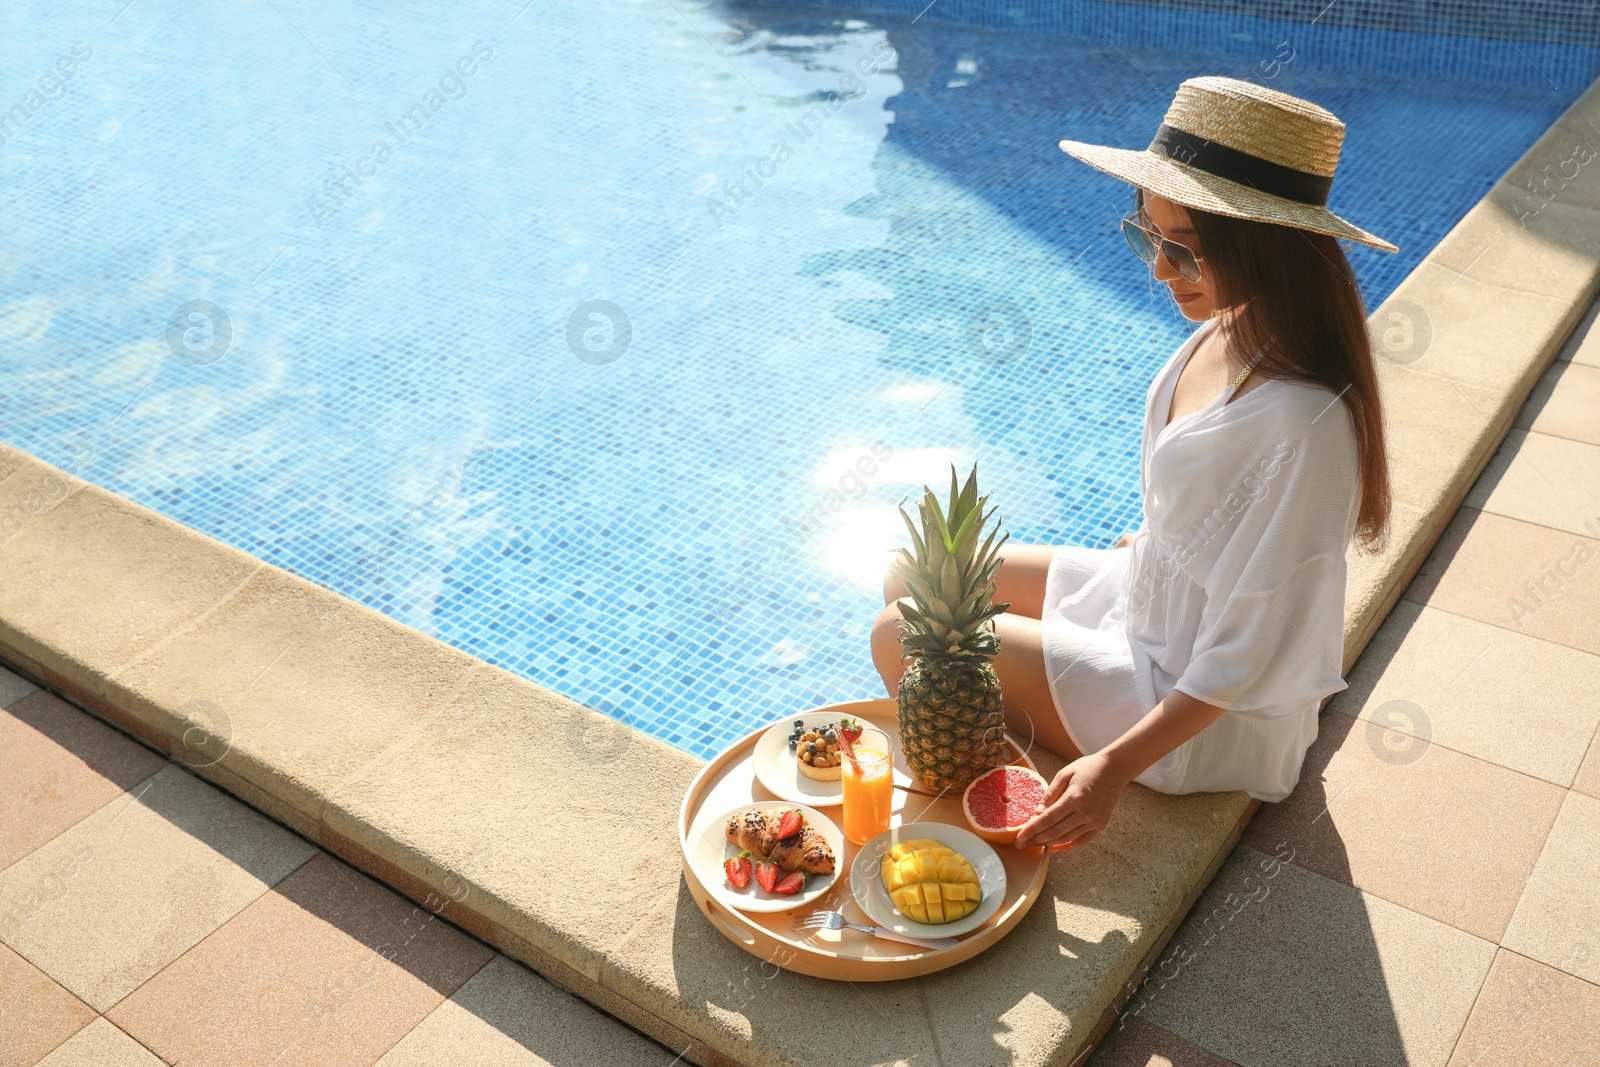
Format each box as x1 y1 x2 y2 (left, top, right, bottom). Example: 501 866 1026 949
872 76 1398 850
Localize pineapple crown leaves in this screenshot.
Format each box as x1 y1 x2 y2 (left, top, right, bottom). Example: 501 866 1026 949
889 463 1011 661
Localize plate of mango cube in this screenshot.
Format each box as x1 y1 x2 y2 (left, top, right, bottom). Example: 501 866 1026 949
848 822 1007 939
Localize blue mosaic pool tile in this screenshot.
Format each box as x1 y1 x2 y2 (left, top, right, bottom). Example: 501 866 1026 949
0 0 1593 760
795 0 1600 57
903 0 1591 87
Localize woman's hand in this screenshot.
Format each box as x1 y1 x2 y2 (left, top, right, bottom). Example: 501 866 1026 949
1014 752 1130 851
1021 691 1227 852
1113 531 1136 549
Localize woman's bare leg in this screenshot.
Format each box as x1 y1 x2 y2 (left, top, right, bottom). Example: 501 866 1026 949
870 602 1083 763
881 542 1056 620
991 612 1084 762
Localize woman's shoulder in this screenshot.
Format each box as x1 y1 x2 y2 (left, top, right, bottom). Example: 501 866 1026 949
1259 377 1357 437
1246 379 1360 488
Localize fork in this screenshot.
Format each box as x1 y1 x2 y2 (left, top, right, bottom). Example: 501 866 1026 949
794 910 960 951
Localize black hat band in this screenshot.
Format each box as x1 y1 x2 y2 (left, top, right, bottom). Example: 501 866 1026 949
1149 124 1334 207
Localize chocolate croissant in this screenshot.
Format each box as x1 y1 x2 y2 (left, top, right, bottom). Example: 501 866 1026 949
724 809 779 856
769 826 836 875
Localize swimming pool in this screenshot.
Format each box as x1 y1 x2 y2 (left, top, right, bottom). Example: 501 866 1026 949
0 1 1594 758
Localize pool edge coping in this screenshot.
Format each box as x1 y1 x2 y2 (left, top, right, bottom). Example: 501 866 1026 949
0 74 1596 1067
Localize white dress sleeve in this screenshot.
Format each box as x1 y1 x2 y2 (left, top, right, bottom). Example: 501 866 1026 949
1166 385 1360 715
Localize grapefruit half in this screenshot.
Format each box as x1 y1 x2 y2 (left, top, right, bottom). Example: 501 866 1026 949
962 766 1049 845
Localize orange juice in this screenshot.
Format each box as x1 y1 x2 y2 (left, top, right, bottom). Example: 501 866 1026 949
842 742 892 845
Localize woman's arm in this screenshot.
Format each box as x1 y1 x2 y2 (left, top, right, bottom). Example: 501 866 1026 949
1014 689 1228 850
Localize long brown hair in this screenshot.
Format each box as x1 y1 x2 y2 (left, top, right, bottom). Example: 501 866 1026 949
1137 188 1392 553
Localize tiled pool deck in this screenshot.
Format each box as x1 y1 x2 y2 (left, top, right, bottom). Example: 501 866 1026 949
3 304 1597 1065
0 672 667 1065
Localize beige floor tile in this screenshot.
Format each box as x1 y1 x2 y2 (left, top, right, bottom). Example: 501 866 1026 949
1560 297 1600 368
1405 508 1600 656
1377 255 1576 396
1374 366 1506 515
0 479 261 680
0 763 315 1010
1244 711 1562 942
374 954 664 1066
1331 601 1600 786
1465 429 1600 540
1504 113 1600 218
109 853 493 1067
1138 848 1494 1067
0 690 165 872
1575 730 1600 800
1446 949 1600 1067
0 665 36 707
35 1018 163 1066
1501 791 1600 986
1087 1015 1240 1066
0 941 94 1067
1515 361 1600 446
1426 178 1600 304
110 562 482 830
320 663 702 988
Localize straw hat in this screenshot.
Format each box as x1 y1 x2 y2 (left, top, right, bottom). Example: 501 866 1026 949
1059 76 1398 253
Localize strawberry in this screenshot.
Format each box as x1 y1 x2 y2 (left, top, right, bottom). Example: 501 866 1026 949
836 717 864 757
775 809 804 840
724 851 751 889
753 858 779 893
836 716 865 773
773 870 805 895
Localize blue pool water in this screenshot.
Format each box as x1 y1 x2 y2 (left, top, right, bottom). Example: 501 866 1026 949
0 1 1594 758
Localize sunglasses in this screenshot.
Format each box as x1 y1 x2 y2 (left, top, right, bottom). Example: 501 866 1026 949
1121 215 1205 283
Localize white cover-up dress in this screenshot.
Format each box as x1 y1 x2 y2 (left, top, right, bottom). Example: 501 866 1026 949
1040 315 1360 802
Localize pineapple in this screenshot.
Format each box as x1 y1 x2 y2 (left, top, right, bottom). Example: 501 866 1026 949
890 464 1011 792
879 839 983 924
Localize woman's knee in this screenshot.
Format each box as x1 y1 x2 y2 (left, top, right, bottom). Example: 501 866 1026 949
885 542 1052 612
992 543 1056 620
871 601 902 642
882 564 908 605
870 603 907 692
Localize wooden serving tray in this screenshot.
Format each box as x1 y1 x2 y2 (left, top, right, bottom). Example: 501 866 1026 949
678 699 1049 980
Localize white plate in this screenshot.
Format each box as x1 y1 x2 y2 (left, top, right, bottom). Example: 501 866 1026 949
849 822 1007 938
752 713 917 805
687 801 845 914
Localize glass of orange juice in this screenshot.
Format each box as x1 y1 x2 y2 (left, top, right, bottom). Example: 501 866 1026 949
842 727 893 845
